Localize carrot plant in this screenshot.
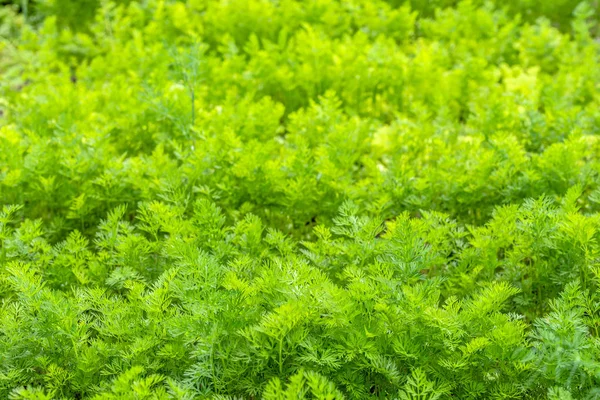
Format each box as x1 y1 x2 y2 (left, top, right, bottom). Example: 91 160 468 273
1 0 600 398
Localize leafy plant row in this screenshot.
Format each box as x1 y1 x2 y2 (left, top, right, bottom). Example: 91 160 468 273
1 196 600 398
2 0 597 32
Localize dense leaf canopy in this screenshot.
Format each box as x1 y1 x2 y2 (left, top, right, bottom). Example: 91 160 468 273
1 0 600 398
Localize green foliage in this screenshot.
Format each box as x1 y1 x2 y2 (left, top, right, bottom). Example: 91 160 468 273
1 0 600 398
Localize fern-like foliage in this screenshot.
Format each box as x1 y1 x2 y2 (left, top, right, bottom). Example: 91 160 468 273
1 0 600 398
